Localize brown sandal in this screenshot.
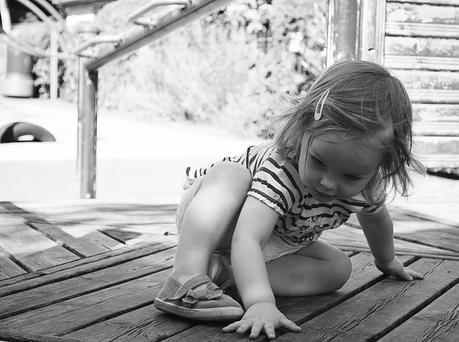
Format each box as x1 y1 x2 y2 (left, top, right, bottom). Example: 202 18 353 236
154 274 243 321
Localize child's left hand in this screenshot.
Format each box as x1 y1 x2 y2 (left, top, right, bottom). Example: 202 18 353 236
374 256 424 281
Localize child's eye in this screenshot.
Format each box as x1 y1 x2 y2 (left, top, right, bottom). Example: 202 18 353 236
345 174 363 181
311 156 326 167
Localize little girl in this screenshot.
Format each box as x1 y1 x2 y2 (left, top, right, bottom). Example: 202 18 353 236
154 60 424 339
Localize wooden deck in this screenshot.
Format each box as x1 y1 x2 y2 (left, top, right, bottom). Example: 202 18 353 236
0 200 458 342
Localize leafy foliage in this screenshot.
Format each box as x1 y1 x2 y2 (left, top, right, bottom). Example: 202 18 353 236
95 0 327 138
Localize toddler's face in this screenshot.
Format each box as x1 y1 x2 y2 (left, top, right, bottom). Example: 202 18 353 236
298 132 383 202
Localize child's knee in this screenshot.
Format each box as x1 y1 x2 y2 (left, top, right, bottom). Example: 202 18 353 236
204 162 252 197
329 251 352 290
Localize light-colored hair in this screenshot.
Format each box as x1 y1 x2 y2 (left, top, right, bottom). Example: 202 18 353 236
275 60 424 203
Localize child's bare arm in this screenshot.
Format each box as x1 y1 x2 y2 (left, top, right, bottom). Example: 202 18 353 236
223 196 300 339
357 205 423 281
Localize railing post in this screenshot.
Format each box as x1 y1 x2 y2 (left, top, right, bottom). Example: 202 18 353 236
326 0 358 66
359 0 386 64
76 24 99 199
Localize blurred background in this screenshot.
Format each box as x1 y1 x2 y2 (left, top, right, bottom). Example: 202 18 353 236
0 0 458 219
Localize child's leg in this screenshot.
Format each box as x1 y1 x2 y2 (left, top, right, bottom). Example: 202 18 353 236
266 240 352 296
171 162 252 284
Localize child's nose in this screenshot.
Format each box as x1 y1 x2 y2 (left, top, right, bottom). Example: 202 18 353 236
320 176 338 192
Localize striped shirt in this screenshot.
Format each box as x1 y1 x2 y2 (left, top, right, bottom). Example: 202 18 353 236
185 143 384 246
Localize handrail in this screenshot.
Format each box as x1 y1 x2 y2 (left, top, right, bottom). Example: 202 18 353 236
87 0 232 72
128 0 191 22
72 34 124 55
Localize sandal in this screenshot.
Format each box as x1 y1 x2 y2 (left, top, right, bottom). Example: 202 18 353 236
154 274 244 321
208 252 239 302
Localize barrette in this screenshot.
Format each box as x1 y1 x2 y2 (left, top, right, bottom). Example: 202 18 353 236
314 89 330 121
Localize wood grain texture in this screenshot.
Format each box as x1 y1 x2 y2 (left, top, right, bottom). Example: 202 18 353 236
321 226 459 259
392 70 459 90
385 55 459 71
412 104 459 122
385 36 459 57
0 269 170 335
413 121 459 136
27 221 116 257
102 223 177 245
387 0 459 5
0 240 175 295
0 330 84 342
386 2 459 25
380 283 459 341
0 217 79 271
386 22 459 39
158 255 415 342
0 247 26 280
19 202 177 227
65 304 194 342
0 247 175 319
275 258 459 341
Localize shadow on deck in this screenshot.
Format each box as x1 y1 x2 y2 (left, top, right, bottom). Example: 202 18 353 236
0 201 457 341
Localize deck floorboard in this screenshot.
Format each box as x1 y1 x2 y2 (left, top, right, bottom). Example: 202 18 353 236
0 201 457 341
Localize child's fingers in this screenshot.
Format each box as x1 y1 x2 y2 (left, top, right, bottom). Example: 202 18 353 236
222 321 242 332
249 321 264 339
280 316 302 332
406 268 424 280
263 323 276 340
236 321 252 335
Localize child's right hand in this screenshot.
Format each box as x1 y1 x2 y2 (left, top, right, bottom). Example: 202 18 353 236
222 302 301 340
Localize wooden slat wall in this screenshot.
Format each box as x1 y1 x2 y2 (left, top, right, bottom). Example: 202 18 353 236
384 0 459 165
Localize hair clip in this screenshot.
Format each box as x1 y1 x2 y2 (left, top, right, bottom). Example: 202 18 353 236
314 89 330 121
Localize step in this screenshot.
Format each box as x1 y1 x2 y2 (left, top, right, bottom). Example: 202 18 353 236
412 104 459 122
413 121 459 136
413 136 459 154
416 154 459 170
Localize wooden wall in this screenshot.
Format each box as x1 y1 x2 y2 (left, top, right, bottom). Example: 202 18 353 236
382 0 459 167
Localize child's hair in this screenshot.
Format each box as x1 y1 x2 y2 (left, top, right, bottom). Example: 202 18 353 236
275 60 424 203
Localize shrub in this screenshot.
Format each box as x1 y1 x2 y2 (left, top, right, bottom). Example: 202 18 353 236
96 0 327 138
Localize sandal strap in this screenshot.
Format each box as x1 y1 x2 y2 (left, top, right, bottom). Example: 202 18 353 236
167 274 223 306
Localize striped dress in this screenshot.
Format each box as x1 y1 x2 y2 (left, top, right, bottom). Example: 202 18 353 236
185 142 384 247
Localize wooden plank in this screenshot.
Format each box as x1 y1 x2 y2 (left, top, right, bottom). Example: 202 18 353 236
389 206 459 231
156 254 416 342
413 136 459 154
0 331 83 342
408 89 459 104
413 121 459 136
64 304 194 342
385 55 459 71
19 202 177 227
412 103 459 122
321 226 459 259
275 258 459 341
380 284 459 341
347 210 459 253
0 240 175 296
0 247 27 280
0 270 170 335
389 213 459 253
417 154 459 169
0 247 176 319
385 36 459 57
0 217 79 271
386 22 459 39
27 221 117 257
386 2 459 25
387 0 459 6
392 70 459 90
102 223 177 245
